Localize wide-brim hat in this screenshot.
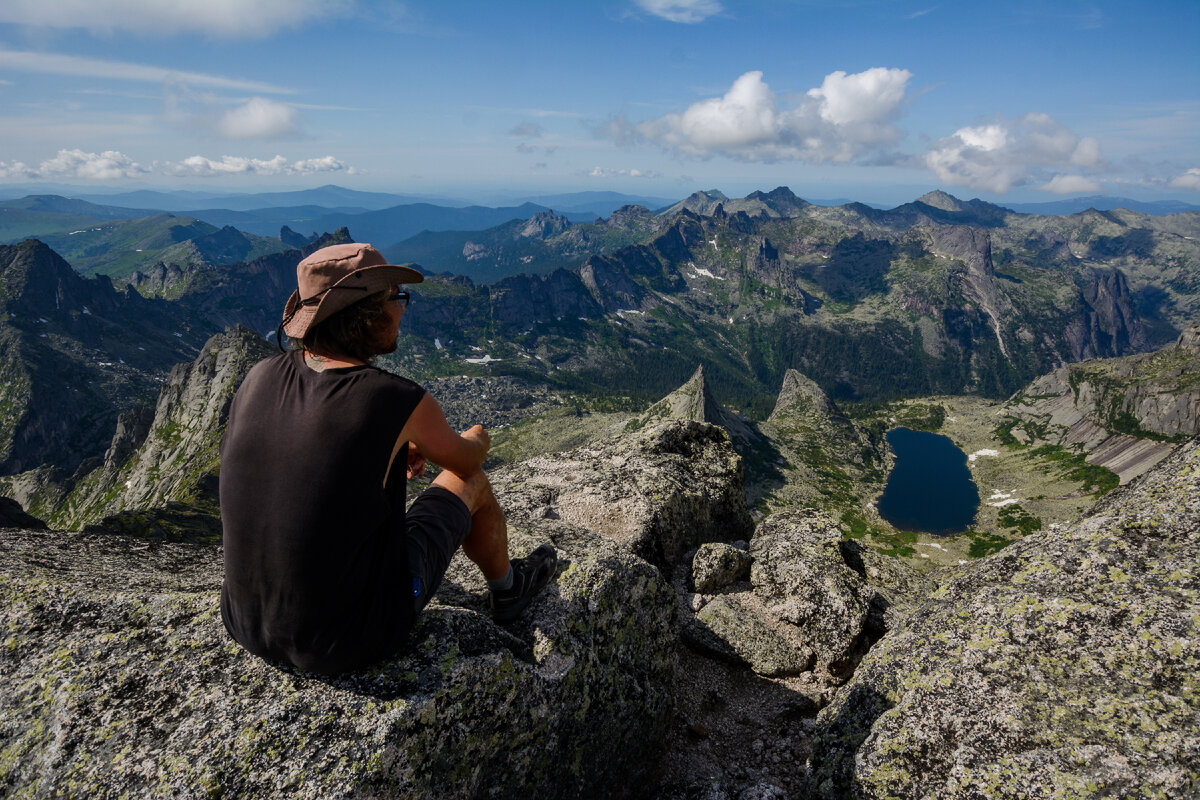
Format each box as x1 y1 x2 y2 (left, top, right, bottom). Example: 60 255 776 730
281 243 423 339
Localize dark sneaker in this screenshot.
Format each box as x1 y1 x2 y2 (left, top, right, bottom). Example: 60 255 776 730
490 544 558 623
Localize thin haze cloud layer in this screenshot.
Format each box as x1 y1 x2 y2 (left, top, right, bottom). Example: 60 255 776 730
0 0 343 37
0 48 294 94
635 0 724 24
0 150 351 180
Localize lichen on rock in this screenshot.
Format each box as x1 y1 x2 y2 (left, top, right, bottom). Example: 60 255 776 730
691 541 753 593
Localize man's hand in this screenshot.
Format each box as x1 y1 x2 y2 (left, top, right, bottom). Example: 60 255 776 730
406 442 427 479
461 424 491 457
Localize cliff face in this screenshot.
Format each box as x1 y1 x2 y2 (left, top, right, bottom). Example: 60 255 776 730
0 240 213 476
2 327 273 532
1001 324 1200 482
806 435 1200 799
1066 266 1148 360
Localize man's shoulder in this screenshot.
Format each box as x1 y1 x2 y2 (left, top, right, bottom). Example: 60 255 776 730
364 364 426 396
243 351 292 381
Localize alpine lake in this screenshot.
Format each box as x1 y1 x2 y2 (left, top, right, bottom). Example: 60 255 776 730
877 427 980 534
861 396 1110 567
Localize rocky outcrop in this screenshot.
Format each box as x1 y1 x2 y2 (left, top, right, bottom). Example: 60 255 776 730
690 541 752 593
806 436 1200 799
485 267 601 325
125 260 186 296
577 253 648 312
769 368 840 423
8 326 273 531
682 511 934 694
629 364 758 444
1 424 752 798
926 225 1012 359
491 420 754 574
517 210 572 239
0 497 45 529
0 520 677 799
279 225 315 249
1001 326 1200 482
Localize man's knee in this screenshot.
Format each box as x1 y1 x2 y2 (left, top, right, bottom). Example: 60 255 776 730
431 469 495 515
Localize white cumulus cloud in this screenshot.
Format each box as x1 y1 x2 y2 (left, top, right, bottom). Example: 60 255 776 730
0 148 148 179
619 68 912 163
808 69 911 126
635 0 723 23
1040 174 1102 194
216 97 299 139
1169 168 1200 191
925 112 1103 193
162 154 352 177
0 0 345 37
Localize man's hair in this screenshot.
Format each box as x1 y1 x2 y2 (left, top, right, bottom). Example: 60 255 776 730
297 289 393 362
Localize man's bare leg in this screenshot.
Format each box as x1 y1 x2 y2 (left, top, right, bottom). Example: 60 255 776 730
431 469 509 580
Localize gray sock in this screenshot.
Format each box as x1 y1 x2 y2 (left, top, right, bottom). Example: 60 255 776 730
488 565 514 593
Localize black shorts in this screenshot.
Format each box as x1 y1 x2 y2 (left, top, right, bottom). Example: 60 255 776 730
405 485 472 615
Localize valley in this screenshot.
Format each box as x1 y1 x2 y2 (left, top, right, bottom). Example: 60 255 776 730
2 186 1198 564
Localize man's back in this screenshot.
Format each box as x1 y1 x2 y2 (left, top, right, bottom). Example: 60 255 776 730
219 350 425 674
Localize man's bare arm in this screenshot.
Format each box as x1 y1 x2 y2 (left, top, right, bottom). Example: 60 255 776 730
399 394 489 479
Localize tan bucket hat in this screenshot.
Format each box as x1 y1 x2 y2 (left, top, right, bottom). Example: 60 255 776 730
281 243 423 338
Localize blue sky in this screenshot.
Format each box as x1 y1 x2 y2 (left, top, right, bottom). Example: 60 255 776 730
0 0 1197 206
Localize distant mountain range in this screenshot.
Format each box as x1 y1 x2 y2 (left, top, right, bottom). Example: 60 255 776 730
1001 195 1200 215
1 185 1198 492
0 184 465 212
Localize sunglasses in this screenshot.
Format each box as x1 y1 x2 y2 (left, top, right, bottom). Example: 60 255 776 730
387 289 411 309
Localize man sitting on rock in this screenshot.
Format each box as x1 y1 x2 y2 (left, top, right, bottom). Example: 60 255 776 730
219 242 557 675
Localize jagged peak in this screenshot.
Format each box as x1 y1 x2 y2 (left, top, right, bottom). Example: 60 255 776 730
768 369 838 422
630 365 757 444
0 238 94 313
643 365 721 424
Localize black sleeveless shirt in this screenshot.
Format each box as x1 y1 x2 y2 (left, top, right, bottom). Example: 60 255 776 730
219 350 426 674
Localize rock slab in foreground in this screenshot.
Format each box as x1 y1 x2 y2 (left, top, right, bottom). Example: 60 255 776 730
807 437 1200 799
0 523 676 799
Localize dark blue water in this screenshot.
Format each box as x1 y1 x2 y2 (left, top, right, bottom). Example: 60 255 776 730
878 427 980 534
